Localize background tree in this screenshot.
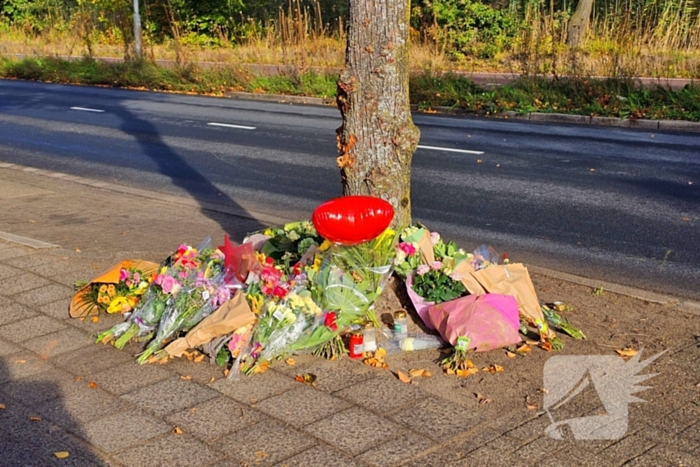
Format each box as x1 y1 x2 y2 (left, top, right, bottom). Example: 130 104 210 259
566 0 594 46
335 0 420 228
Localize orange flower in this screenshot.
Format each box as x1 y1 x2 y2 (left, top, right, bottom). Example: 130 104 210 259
107 285 116 297
99 284 107 293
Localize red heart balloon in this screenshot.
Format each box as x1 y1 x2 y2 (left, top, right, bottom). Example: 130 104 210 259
312 196 395 245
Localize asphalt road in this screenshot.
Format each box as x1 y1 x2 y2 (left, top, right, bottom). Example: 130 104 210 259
0 80 698 300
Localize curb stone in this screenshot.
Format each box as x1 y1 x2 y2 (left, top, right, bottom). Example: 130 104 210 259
225 92 700 132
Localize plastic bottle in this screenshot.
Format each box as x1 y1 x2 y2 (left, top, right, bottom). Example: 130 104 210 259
399 335 445 352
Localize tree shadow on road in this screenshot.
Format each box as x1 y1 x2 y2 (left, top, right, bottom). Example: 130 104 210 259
108 103 267 241
0 355 106 466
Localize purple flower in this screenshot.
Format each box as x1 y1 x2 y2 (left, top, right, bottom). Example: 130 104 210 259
416 264 430 276
430 261 443 270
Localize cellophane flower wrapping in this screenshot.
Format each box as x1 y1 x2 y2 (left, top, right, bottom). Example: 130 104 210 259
136 247 232 363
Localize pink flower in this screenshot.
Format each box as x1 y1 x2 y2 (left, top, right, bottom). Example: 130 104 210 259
399 242 416 255
133 272 141 283
160 275 180 294
430 231 441 246
416 264 430 276
430 261 443 270
154 274 164 286
119 269 130 282
450 272 462 281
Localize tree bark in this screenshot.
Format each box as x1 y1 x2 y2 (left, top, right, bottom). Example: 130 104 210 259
336 0 420 229
566 0 594 47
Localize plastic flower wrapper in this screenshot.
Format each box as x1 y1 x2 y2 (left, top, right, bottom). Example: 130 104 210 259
245 221 322 266
136 251 231 363
323 228 397 326
235 289 322 375
71 260 159 318
286 263 376 357
96 240 216 349
96 264 187 349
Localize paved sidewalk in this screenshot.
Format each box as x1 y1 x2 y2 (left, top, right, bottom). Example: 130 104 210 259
0 167 699 467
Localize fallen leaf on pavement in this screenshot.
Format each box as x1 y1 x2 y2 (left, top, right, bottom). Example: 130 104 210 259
483 364 504 373
193 354 205 363
171 426 183 435
91 316 99 323
506 351 516 358
397 370 411 384
0 403 5 410
285 358 296 366
526 404 537 411
539 341 553 352
616 348 638 358
54 452 70 459
516 344 531 354
88 381 98 389
294 373 317 386
30 416 42 421
409 369 428 378
223 369 230 377
74 376 83 382
179 375 192 381
15 359 26 364
209 377 216 383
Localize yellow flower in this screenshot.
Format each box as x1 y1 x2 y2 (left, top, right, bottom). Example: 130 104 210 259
107 296 129 314
107 284 116 297
264 229 274 236
312 256 322 272
318 240 333 252
99 284 107 293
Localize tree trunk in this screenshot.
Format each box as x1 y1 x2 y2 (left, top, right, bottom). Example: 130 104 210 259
566 0 594 47
336 0 420 229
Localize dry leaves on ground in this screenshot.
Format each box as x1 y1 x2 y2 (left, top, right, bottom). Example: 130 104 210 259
616 348 638 359
54 452 70 459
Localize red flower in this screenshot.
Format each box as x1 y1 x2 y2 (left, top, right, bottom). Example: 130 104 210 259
292 263 302 276
324 312 338 331
272 285 288 298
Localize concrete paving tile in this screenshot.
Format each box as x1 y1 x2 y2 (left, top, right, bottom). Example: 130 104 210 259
218 418 316 466
646 403 700 435
0 272 50 295
38 297 73 320
165 396 267 442
91 361 174 396
333 374 424 413
389 395 487 442
35 382 133 430
255 385 351 428
0 263 21 280
0 367 77 406
211 369 296 404
0 246 35 261
400 448 470 467
463 445 528 467
272 445 362 467
23 327 92 357
12 283 74 308
50 344 134 376
597 432 658 465
0 299 38 324
68 312 125 333
0 337 21 357
165 356 226 385
356 432 435 467
112 433 224 467
502 413 552 441
6 255 75 278
122 378 219 417
303 407 404 456
638 444 699 466
81 409 171 453
0 351 53 383
0 315 67 342
510 435 568 464
272 357 376 393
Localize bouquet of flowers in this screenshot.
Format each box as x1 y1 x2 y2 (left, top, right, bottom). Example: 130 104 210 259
137 252 233 364
70 260 159 318
96 242 211 349
247 221 322 267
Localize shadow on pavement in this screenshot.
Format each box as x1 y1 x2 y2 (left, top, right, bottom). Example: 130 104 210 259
0 357 105 466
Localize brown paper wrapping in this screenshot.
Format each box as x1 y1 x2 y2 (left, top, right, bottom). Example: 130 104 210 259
417 229 435 265
451 260 487 295
470 263 555 337
164 291 257 357
69 260 160 318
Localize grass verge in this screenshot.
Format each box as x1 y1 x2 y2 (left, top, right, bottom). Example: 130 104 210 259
1 56 699 122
